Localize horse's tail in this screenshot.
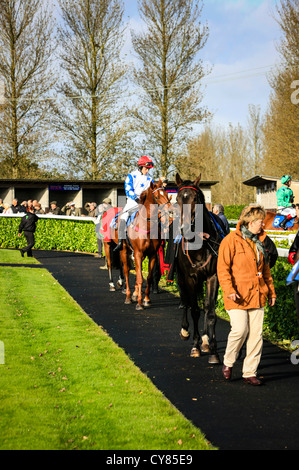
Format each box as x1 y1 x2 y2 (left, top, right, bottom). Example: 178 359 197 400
109 241 121 270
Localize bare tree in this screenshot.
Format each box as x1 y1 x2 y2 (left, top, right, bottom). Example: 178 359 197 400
247 104 264 175
131 0 210 177
0 0 55 178
53 0 130 180
262 0 299 178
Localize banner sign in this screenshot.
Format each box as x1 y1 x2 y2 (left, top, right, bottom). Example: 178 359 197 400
49 184 81 191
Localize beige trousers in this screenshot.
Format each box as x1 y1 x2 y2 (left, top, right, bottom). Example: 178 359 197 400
223 308 264 378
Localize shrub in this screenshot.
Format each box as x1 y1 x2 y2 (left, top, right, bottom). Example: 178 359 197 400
0 216 98 253
223 205 246 220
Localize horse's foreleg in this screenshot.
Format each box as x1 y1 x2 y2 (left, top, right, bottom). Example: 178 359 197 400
180 305 190 340
190 302 201 357
134 253 144 310
204 276 220 364
144 254 156 306
120 249 131 304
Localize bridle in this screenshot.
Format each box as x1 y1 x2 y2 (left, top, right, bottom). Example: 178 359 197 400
132 185 172 233
177 184 215 269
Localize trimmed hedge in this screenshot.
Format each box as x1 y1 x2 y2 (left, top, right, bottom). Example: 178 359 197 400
223 205 246 220
0 216 98 253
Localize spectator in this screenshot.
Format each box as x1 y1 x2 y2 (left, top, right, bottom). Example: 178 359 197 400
84 202 97 217
61 202 81 217
3 203 13 214
95 198 112 258
213 203 230 235
19 201 28 213
11 198 21 213
34 203 44 214
18 207 39 257
49 201 61 215
160 176 168 189
217 204 276 386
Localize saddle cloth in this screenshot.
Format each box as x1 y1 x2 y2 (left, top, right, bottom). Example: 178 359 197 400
273 215 294 229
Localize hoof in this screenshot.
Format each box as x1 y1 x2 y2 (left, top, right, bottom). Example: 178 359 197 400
136 303 144 311
109 286 116 292
131 294 138 302
143 300 151 307
190 348 200 358
208 354 220 364
180 328 190 341
200 343 210 354
124 298 132 304
117 280 123 289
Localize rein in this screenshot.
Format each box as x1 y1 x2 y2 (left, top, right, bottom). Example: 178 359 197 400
132 186 171 234
182 237 212 269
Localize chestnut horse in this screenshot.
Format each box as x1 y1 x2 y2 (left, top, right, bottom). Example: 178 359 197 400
263 211 299 231
104 179 172 310
175 173 221 364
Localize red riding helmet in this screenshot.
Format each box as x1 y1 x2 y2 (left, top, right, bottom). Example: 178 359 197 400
137 155 154 168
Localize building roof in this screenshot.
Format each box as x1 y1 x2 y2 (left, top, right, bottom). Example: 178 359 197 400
0 178 219 188
243 175 281 187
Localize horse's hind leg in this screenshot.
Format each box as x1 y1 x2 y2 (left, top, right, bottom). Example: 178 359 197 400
104 242 116 291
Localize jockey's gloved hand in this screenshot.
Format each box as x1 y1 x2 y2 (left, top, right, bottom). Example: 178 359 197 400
288 252 296 265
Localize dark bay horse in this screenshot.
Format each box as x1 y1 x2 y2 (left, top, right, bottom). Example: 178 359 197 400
104 180 172 310
175 173 222 364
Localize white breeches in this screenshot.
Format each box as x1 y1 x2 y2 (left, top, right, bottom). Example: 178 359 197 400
278 207 296 218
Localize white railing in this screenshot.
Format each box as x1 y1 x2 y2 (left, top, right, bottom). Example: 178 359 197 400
0 213 295 258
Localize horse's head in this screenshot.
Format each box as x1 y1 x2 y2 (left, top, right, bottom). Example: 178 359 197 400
175 173 206 239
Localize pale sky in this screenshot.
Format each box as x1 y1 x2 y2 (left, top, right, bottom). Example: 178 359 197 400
122 0 282 129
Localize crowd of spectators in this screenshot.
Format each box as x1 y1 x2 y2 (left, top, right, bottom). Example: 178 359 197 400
0 198 109 217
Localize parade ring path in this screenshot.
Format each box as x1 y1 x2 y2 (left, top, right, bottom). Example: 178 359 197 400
34 250 299 451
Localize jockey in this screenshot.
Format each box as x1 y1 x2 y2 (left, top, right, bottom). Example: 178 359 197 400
276 175 296 229
113 155 154 252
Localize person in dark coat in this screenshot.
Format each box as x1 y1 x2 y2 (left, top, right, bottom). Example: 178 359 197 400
18 207 39 257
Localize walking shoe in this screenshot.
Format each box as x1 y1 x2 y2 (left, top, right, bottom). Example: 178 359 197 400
243 376 263 386
222 365 232 380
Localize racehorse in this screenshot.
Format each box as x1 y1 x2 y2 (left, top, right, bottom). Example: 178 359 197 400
175 173 222 364
98 207 126 292
263 210 299 231
105 179 172 310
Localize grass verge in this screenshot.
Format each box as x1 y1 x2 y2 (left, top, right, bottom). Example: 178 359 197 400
0 250 215 450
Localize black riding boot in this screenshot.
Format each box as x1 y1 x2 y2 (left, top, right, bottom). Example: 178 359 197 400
113 219 126 252
279 215 292 230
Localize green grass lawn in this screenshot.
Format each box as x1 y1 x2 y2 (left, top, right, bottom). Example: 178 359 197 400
0 249 215 450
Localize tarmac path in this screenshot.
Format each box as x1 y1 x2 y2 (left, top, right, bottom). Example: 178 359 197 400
34 250 299 450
